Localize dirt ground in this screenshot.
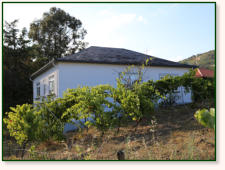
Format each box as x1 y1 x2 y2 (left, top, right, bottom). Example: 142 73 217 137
3 102 215 160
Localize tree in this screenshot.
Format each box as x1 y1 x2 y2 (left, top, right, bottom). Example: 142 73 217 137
3 20 34 114
3 7 88 114
29 7 87 62
3 20 19 50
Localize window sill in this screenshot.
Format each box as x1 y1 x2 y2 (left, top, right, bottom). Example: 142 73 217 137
35 94 57 101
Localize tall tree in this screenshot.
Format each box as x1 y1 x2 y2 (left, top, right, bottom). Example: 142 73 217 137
3 20 34 114
3 20 19 50
29 7 87 62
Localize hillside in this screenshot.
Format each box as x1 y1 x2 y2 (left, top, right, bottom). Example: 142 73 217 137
180 50 215 70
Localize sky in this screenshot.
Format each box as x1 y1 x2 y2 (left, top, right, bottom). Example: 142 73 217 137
3 3 215 61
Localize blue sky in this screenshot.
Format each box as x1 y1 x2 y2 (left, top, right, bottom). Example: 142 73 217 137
3 3 215 61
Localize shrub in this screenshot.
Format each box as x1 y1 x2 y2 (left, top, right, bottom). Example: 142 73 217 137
3 104 44 145
145 69 215 105
194 108 215 129
62 85 118 136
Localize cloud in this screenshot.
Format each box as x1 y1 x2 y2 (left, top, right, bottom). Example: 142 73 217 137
98 10 137 31
85 9 147 48
3 4 54 30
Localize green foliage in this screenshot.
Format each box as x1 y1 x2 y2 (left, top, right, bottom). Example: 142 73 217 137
180 69 214 102
62 85 117 135
3 104 43 145
35 97 65 141
3 20 19 49
4 59 215 147
190 77 214 102
29 7 87 61
90 85 116 133
3 20 35 114
114 79 141 122
194 108 215 129
3 8 88 114
3 93 80 146
60 64 157 135
146 69 215 104
115 63 155 123
180 50 215 70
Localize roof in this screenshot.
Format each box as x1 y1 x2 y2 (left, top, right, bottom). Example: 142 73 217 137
57 46 197 67
196 68 214 78
31 46 197 80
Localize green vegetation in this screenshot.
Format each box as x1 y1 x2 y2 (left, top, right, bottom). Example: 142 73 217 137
194 108 215 130
3 102 215 160
3 68 215 160
180 50 215 70
146 70 215 103
3 7 87 114
29 7 87 61
3 7 215 161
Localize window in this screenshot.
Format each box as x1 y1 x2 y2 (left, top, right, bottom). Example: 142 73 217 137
48 75 55 95
119 71 140 88
125 72 139 82
36 82 40 97
43 80 46 96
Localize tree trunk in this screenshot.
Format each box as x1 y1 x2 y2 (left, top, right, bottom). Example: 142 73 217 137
117 118 121 134
21 141 28 159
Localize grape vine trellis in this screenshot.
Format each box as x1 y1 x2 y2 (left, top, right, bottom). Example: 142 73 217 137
4 68 215 157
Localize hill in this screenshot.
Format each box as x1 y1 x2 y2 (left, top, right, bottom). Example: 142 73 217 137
180 50 215 70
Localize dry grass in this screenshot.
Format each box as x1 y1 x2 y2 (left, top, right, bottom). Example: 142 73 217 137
3 102 215 160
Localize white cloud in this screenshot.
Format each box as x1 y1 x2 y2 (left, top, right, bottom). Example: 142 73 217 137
3 4 54 30
98 11 137 31
3 5 147 50
85 10 144 48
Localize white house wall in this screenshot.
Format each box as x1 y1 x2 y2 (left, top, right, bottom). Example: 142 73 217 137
32 65 59 101
57 62 192 104
58 62 126 97
33 62 192 104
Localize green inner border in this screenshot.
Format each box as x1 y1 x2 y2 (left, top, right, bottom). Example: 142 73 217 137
1 1 216 162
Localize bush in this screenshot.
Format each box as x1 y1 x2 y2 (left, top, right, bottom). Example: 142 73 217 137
62 85 118 136
194 108 215 129
3 104 44 146
146 69 215 105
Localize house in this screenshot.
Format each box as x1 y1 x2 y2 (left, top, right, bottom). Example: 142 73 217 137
30 46 197 104
195 68 214 78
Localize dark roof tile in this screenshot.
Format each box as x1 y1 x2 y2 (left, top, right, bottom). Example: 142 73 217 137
57 46 197 68
31 46 197 80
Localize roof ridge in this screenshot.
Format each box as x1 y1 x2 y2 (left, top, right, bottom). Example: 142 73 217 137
32 46 197 80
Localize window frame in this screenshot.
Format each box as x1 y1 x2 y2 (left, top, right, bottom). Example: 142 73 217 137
36 82 40 98
48 75 55 95
119 71 140 85
43 79 46 96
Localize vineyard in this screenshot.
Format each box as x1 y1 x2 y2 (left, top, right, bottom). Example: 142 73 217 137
3 68 215 160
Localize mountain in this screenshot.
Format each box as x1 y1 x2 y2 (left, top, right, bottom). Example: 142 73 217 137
179 50 215 70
